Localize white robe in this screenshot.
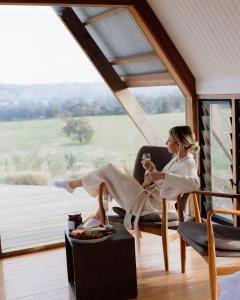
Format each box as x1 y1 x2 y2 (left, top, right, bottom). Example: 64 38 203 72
82 154 199 231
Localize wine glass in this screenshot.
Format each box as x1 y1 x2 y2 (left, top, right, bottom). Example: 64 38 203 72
103 192 112 229
142 153 151 174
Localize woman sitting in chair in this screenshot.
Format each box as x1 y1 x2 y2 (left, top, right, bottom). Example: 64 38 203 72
55 125 199 229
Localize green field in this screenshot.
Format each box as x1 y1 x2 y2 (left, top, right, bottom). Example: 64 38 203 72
0 112 185 184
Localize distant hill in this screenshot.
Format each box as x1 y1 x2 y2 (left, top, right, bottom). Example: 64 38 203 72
0 82 113 104
0 82 182 104
0 82 184 121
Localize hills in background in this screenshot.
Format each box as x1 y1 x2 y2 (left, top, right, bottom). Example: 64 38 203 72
0 82 111 104
0 82 184 121
0 82 182 104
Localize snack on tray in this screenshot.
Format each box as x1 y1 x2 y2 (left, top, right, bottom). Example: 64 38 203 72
69 227 115 240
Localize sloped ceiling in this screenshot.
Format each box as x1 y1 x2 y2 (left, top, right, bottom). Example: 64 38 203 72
148 0 240 95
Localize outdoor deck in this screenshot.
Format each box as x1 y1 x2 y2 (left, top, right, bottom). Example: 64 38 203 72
0 184 100 253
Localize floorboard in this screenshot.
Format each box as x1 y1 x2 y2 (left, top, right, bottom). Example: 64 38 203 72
0 233 231 300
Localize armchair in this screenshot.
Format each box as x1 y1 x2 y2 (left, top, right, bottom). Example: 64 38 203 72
98 146 198 271
177 191 240 300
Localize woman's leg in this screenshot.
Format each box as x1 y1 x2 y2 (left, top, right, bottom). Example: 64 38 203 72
68 178 83 189
54 176 101 224
81 163 144 213
55 163 144 203
55 163 145 222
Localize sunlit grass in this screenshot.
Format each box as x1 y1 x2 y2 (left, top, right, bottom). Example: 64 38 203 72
0 112 185 184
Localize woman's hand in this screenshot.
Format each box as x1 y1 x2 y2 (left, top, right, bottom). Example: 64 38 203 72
147 171 165 182
142 178 153 188
141 160 156 171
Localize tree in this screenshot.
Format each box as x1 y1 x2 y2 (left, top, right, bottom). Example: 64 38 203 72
63 117 94 144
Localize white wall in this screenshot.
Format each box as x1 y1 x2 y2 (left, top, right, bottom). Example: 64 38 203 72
148 0 240 94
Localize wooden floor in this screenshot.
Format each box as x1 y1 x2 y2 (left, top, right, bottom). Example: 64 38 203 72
1 186 238 300
0 232 229 300
0 184 99 253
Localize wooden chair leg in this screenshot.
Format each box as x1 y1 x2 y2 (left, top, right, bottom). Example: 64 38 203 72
98 182 106 225
162 231 169 272
207 211 218 300
138 229 142 239
208 261 218 300
180 237 186 273
162 198 169 272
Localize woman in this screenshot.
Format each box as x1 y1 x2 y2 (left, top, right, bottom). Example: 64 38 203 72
55 126 199 229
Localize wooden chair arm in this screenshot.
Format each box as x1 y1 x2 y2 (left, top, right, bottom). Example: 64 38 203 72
208 209 240 219
195 191 240 225
177 193 201 223
207 209 240 265
99 184 169 230
194 190 240 199
178 190 240 224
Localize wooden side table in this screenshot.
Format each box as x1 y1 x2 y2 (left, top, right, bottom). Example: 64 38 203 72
65 223 137 300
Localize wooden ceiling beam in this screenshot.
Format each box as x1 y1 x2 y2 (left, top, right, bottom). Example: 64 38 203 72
129 0 196 99
83 7 125 25
124 72 175 87
115 89 164 145
54 7 163 145
111 53 159 65
129 0 197 132
0 0 132 6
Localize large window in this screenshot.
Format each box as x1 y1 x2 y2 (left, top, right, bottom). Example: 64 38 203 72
130 86 186 142
199 99 240 223
0 5 187 255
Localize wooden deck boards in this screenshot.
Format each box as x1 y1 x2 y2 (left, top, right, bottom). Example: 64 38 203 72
0 184 99 252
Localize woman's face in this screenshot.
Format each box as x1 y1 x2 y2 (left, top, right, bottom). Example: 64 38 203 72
166 135 179 154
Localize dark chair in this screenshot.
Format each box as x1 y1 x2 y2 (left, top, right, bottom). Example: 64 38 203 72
177 191 240 300
98 146 197 271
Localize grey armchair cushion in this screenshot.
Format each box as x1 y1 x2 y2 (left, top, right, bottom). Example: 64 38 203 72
113 207 160 222
109 207 180 228
178 222 240 256
112 206 178 222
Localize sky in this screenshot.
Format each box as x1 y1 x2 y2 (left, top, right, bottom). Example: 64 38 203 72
0 5 103 84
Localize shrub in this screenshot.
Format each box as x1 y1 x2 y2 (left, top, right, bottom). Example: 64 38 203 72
2 172 50 185
63 117 94 144
0 150 68 180
64 153 77 170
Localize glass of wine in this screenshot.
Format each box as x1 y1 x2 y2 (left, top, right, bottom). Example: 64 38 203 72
142 153 151 173
103 192 112 229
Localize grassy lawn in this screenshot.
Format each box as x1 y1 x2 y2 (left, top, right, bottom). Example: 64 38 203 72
0 112 185 183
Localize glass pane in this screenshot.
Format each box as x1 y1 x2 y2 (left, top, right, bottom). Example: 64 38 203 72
130 86 186 142
200 100 233 221
0 6 187 254
0 6 148 253
85 10 155 60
